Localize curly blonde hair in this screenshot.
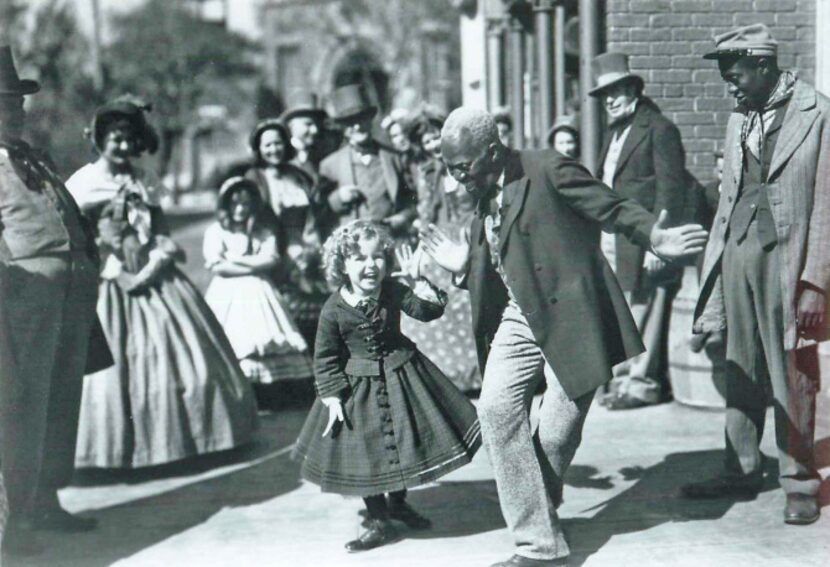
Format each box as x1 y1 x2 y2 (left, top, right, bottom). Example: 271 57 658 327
322 220 395 289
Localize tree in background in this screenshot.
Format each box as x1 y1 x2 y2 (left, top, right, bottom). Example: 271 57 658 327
0 0 103 176
106 0 256 186
1 0 257 184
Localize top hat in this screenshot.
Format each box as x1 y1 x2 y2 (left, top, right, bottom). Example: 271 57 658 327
589 52 644 97
547 114 579 142
279 90 328 124
0 45 40 95
703 23 778 60
89 99 158 155
330 84 378 124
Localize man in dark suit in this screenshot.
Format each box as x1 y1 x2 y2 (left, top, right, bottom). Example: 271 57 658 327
592 52 690 410
0 45 104 556
422 107 707 567
320 84 416 236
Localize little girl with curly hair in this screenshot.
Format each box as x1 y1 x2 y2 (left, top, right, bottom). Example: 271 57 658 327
292 219 481 552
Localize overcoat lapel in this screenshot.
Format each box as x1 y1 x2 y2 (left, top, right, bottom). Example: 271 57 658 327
498 152 529 255
613 107 649 178
767 83 819 180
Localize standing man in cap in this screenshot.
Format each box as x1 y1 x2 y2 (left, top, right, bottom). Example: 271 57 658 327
687 23 830 526
591 52 691 410
320 83 416 235
422 107 708 567
0 45 103 555
279 89 329 181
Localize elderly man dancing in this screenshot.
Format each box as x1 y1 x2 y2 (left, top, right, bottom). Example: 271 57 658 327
422 107 708 566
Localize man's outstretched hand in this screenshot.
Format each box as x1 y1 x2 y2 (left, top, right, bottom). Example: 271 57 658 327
650 210 709 260
420 224 471 275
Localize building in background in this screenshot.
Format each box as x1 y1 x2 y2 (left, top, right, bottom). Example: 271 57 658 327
460 0 827 183
259 0 461 115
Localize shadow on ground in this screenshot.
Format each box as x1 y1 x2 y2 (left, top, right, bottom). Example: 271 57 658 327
403 480 505 539
565 449 781 566
9 411 306 567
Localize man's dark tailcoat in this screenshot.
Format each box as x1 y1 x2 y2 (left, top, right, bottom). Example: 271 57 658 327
464 149 658 400
596 99 689 291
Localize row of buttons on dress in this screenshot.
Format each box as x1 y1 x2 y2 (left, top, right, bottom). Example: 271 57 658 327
357 317 390 357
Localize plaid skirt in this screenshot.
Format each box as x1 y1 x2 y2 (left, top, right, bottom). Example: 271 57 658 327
291 352 481 497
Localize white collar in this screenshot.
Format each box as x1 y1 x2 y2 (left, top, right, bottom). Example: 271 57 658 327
340 285 381 307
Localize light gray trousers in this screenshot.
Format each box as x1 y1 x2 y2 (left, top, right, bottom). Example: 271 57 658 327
478 303 594 561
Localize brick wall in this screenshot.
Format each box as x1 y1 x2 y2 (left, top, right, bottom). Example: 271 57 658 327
605 0 817 183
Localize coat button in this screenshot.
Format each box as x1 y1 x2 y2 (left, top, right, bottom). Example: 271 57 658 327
549 296 557 304
720 217 727 224
727 196 733 203
534 264 542 272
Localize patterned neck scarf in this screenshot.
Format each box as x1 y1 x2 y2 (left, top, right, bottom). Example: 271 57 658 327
741 70 797 160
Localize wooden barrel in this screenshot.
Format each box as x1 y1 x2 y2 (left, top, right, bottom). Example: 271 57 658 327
668 266 726 408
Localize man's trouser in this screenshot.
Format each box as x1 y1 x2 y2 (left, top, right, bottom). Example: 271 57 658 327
721 221 820 495
0 252 98 519
478 304 594 561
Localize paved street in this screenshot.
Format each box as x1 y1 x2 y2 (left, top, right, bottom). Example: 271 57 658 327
11 398 830 567
7 213 828 567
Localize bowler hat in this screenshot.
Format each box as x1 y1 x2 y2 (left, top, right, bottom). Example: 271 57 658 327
279 90 328 123
0 45 40 95
703 23 778 60
330 83 377 124
546 114 579 143
89 99 159 155
589 52 644 97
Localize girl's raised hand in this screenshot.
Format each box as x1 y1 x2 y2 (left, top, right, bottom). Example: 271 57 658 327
321 396 345 437
392 243 423 282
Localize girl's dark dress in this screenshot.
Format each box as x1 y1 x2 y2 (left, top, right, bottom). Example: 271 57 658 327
292 279 481 496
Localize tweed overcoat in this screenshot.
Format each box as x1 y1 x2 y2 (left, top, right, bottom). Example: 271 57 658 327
464 149 657 400
693 80 830 350
596 99 689 291
320 143 416 226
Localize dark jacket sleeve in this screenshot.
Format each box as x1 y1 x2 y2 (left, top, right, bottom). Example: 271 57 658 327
546 157 657 249
389 279 446 322
652 119 689 224
313 301 350 398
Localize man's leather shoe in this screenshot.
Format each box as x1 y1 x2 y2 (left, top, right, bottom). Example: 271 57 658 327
1 520 45 557
32 507 98 532
388 501 431 530
344 519 397 552
681 472 763 499
490 554 569 567
603 392 650 410
784 494 820 525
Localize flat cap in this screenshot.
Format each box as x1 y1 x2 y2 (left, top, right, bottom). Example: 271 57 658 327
703 23 777 60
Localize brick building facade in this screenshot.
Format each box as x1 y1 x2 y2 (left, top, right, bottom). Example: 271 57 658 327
606 0 818 182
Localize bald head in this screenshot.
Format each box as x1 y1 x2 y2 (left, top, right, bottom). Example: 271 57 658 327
441 107 499 159
440 107 506 201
